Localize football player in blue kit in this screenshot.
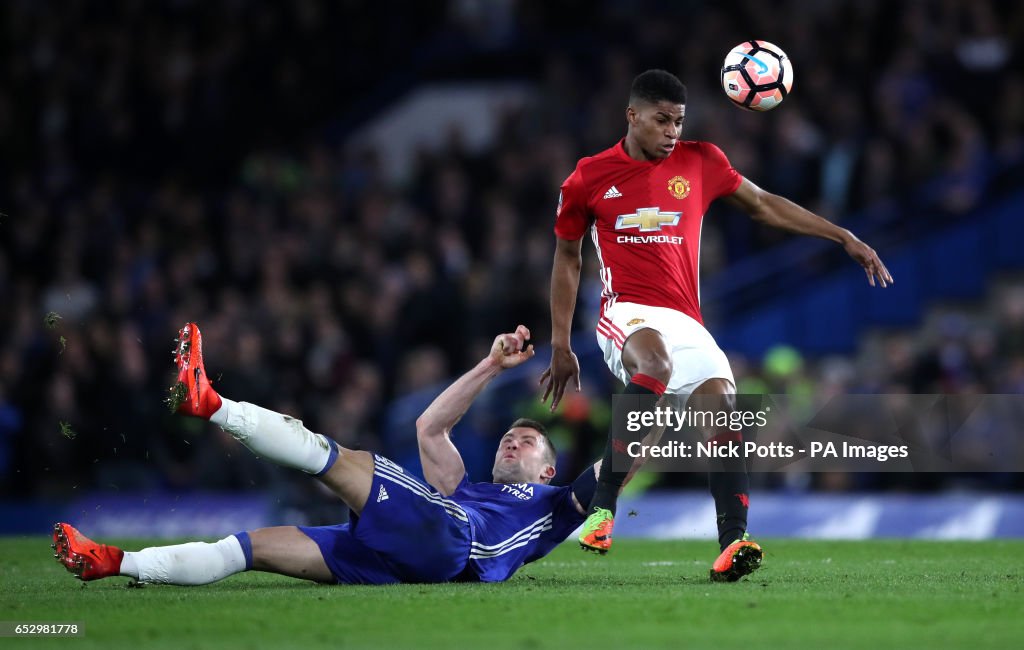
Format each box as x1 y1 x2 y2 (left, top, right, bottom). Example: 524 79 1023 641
53 322 612 586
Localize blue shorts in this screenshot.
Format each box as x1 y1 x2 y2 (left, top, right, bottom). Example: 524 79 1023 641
299 455 473 584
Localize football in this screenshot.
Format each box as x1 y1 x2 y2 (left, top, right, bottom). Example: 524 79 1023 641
721 40 794 111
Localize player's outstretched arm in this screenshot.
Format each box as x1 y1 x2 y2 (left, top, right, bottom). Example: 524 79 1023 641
724 178 894 288
540 236 584 411
417 326 535 496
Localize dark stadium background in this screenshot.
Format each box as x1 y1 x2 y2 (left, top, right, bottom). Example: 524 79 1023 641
1 0 1022 533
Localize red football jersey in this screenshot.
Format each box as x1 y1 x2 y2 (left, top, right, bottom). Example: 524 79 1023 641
555 139 742 325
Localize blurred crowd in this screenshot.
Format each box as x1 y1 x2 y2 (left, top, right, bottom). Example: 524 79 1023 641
1 0 1022 503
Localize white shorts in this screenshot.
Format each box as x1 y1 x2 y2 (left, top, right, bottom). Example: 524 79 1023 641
596 302 735 398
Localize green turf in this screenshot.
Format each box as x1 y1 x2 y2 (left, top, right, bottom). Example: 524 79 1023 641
1 537 1022 649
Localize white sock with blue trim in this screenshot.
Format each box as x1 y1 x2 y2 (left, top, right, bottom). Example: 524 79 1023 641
210 398 337 475
120 536 247 585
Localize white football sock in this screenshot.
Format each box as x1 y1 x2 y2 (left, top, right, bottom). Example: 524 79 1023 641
120 535 247 585
210 398 337 475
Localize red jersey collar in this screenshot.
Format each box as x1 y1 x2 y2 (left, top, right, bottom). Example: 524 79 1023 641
614 137 668 166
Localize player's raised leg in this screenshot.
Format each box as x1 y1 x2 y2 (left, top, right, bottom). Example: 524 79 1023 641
171 322 337 476
692 378 763 582
171 321 376 513
580 328 668 553
52 522 333 584
315 451 374 515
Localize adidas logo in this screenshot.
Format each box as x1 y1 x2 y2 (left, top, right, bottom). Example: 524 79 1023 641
603 186 623 199
376 485 389 503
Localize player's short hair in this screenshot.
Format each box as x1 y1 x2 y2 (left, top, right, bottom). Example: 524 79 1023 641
629 69 687 106
508 418 557 466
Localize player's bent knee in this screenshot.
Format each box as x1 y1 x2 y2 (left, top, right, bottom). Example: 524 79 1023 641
622 330 673 384
629 352 672 386
638 357 672 385
317 448 375 515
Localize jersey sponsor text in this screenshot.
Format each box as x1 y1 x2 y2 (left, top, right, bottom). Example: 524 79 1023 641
616 234 685 244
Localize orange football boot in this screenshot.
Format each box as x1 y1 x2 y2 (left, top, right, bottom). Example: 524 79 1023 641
170 322 222 418
52 523 124 581
578 507 615 554
710 533 763 582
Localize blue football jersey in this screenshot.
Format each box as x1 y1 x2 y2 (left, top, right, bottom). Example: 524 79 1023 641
449 477 585 582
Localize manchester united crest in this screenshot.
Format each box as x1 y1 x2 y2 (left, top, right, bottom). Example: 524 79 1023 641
667 176 690 200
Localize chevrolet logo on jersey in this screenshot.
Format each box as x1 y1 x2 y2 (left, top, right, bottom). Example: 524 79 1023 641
615 207 681 232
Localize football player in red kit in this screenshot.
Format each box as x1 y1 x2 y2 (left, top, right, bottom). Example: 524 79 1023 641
540 69 892 581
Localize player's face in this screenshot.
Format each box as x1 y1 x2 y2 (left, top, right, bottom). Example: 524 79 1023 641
626 100 685 160
491 427 556 485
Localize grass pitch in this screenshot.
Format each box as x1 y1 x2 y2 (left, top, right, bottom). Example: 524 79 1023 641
1 537 1021 649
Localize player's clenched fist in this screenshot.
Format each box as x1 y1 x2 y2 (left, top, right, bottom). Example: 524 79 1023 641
490 325 535 369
